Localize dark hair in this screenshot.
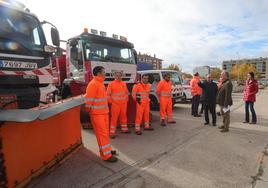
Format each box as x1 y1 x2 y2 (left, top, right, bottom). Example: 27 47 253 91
93 66 104 76
249 72 255 78
142 74 149 78
164 73 171 78
194 72 199 76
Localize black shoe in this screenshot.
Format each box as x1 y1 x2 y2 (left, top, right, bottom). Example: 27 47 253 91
135 131 142 135
218 126 224 129
105 155 118 163
111 150 117 155
204 122 209 125
243 121 249 124
167 120 176 124
144 127 154 131
194 115 201 117
250 122 257 124
220 129 229 133
216 112 221 116
160 120 166 127
212 123 217 127
110 135 116 139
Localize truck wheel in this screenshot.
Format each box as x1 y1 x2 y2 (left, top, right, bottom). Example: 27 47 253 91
61 85 72 99
150 96 159 111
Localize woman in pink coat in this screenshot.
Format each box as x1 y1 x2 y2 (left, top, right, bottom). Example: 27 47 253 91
243 72 258 124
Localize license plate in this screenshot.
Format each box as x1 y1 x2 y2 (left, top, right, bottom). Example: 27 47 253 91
0 60 37 69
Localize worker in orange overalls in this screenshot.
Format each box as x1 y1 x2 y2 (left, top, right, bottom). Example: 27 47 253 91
84 66 117 163
132 74 154 135
157 73 176 126
190 72 202 117
107 71 130 139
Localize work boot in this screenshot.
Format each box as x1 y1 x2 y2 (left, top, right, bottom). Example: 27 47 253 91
105 155 118 163
160 119 166 127
110 134 116 139
218 126 224 129
243 121 249 123
204 122 209 125
212 123 217 127
220 129 229 133
135 131 142 135
167 120 176 124
121 130 131 134
194 114 201 117
111 150 117 155
250 122 257 124
144 127 154 131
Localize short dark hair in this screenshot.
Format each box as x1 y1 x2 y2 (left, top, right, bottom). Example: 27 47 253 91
93 66 104 76
164 73 171 78
249 72 255 78
142 74 149 78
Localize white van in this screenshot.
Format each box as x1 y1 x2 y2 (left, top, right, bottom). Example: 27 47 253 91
137 70 183 110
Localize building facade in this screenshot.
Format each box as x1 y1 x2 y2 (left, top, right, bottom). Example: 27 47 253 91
137 53 163 70
222 57 268 79
193 66 211 77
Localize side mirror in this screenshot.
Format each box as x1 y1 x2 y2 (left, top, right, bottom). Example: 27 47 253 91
51 27 60 46
133 49 138 64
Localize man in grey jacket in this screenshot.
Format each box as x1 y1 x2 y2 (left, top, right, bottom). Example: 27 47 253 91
216 71 233 132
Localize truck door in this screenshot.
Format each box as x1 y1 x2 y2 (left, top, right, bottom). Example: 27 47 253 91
69 39 85 83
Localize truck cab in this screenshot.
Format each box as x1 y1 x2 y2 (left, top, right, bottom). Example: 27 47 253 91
0 0 60 109
138 70 183 110
61 29 137 98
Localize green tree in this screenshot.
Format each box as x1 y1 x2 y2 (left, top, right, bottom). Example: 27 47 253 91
230 63 258 82
166 64 182 72
210 68 221 80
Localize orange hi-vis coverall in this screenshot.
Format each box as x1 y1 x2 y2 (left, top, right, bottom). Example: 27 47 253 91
107 79 129 135
156 79 173 121
132 82 151 132
84 76 112 160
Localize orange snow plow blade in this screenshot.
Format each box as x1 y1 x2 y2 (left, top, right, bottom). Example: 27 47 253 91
0 96 84 188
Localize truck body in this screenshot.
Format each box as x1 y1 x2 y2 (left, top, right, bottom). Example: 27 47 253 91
57 29 137 98
0 0 60 109
138 70 183 110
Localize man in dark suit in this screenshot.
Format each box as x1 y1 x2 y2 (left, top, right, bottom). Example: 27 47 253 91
198 74 218 126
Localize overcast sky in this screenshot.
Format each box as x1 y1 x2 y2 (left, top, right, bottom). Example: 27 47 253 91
21 0 268 72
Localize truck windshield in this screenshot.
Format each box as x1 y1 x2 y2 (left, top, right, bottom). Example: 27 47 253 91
83 41 135 64
162 72 182 85
0 5 45 56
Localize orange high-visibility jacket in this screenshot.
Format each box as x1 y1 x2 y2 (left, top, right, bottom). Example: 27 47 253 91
132 82 151 104
156 80 172 98
84 76 109 115
107 79 129 104
190 76 202 96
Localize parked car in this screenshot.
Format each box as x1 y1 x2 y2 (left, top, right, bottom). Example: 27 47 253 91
138 70 183 110
181 79 192 101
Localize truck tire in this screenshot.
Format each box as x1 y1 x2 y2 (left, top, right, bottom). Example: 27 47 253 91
61 85 72 99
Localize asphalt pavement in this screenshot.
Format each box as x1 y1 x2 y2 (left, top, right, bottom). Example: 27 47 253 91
29 89 268 188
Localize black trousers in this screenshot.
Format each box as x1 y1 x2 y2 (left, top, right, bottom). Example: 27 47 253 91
245 101 257 123
204 103 216 124
191 95 200 116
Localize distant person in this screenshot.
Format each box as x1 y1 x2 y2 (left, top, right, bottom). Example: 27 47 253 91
84 66 117 162
132 74 154 135
190 72 202 117
243 72 258 124
156 73 176 126
216 71 233 132
199 92 205 114
198 74 218 126
107 71 130 139
216 78 223 116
